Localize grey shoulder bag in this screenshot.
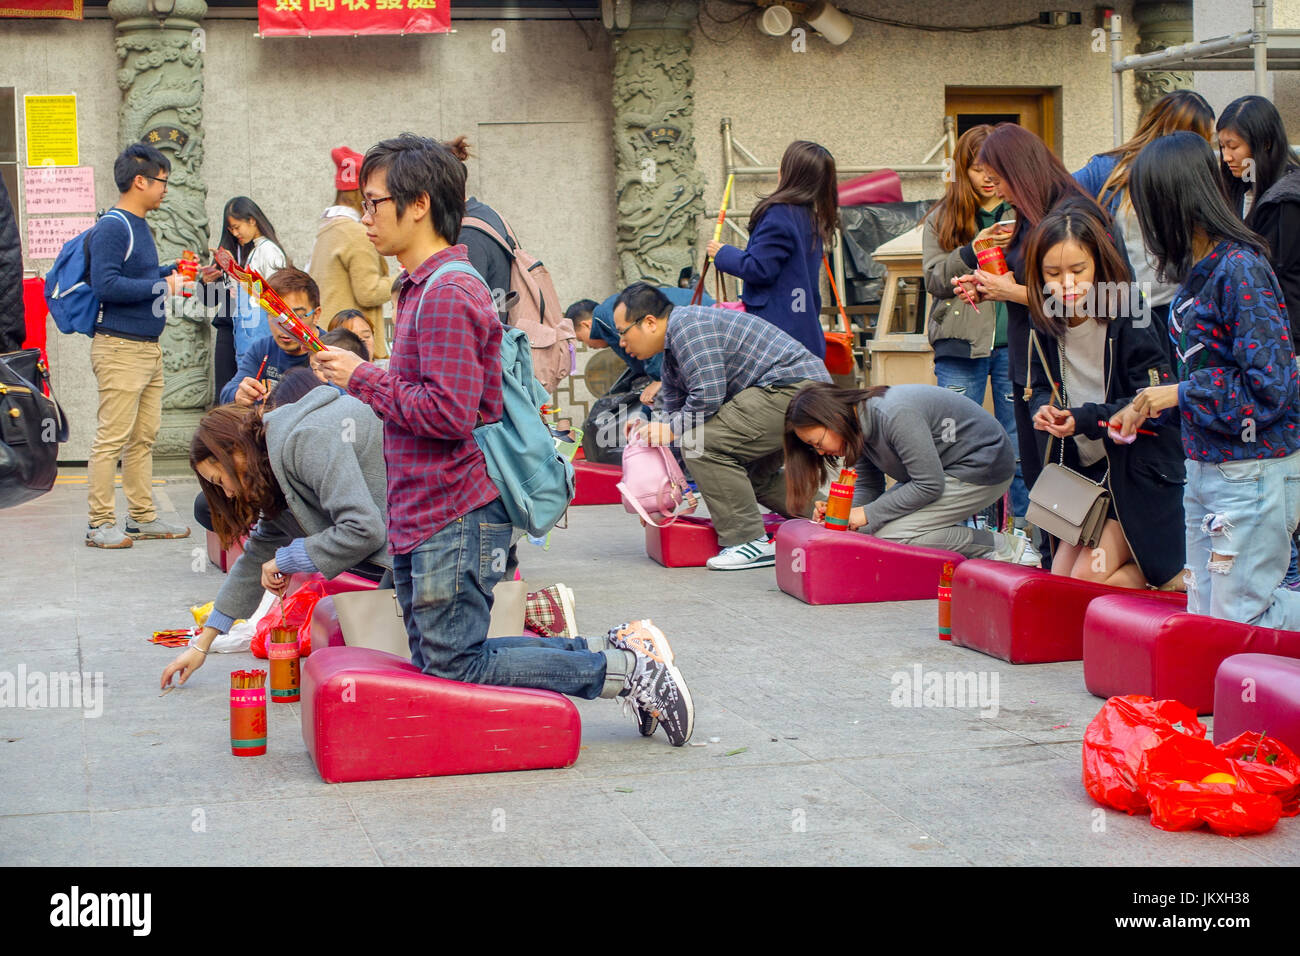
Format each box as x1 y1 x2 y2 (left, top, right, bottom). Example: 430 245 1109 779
1023 330 1110 548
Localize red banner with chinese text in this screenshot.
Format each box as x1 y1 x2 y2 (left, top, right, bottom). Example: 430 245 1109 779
0 0 82 19
258 0 450 37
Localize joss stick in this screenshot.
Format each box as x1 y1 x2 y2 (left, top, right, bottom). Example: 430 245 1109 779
692 173 735 306
255 353 269 393
1099 419 1157 437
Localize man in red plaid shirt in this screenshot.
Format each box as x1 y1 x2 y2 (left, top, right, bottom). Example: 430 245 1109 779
313 134 694 745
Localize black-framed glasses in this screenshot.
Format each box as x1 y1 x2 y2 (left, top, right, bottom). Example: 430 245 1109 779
290 307 316 319
613 316 645 337
362 195 394 216
142 174 169 188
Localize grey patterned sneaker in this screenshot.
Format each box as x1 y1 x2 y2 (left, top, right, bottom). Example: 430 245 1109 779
607 620 675 738
125 518 191 540
86 523 132 549
618 621 693 746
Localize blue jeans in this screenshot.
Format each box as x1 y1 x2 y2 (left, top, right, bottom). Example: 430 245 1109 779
933 349 1030 517
1184 452 1300 627
392 497 610 698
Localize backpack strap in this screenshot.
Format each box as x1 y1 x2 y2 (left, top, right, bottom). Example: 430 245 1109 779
413 259 489 311
103 209 135 261
461 215 516 260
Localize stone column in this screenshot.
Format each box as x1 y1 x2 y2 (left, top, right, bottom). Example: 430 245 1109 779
1133 1 1195 113
108 0 211 461
610 0 705 287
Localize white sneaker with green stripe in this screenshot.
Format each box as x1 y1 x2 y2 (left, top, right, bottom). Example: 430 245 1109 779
706 535 775 571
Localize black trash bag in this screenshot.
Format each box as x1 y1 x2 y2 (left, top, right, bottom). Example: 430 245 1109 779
838 200 936 306
0 349 68 509
582 372 654 466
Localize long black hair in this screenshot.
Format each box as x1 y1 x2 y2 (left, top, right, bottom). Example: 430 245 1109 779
1217 95 1300 219
782 383 887 515
750 140 840 245
217 196 284 264
1130 132 1269 286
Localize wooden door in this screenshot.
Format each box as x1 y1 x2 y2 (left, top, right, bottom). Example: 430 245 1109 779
945 87 1056 152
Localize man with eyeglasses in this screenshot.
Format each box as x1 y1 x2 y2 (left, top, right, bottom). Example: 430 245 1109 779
85 143 192 549
219 268 321 406
613 282 832 570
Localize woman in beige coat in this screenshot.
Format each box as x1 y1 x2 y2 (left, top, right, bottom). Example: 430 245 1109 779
308 146 391 358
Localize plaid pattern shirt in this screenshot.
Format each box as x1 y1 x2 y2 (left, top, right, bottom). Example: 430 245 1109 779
348 245 503 554
655 305 831 437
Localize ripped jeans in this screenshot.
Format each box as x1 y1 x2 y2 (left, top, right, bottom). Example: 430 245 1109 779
1183 452 1300 628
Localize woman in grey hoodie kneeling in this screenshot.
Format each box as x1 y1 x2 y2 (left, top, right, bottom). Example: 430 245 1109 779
784 382 1041 564
160 383 390 689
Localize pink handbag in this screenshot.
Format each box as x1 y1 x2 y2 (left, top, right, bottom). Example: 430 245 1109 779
616 431 697 527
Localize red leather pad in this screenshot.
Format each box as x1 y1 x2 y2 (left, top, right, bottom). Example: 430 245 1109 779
1083 595 1300 714
301 646 582 783
1214 653 1300 754
645 514 786 568
774 519 966 605
572 461 623 506
950 559 1185 664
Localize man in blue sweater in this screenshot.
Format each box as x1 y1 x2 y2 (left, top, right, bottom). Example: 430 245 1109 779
86 144 191 549
219 268 318 406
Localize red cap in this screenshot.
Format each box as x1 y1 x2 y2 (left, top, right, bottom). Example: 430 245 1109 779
332 146 363 191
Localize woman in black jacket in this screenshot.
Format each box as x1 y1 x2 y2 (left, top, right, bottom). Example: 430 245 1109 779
1023 201 1185 589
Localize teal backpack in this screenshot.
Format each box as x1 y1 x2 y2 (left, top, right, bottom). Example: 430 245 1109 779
419 261 575 537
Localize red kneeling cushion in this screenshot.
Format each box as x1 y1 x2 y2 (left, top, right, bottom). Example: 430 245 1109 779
950 560 1185 664
1214 654 1300 754
645 514 786 568
774 519 965 605
301 646 582 783
1083 595 1300 714
572 461 623 506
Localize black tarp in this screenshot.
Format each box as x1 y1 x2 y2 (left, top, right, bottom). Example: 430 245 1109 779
839 200 936 306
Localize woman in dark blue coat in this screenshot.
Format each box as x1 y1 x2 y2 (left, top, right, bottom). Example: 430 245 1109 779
707 140 838 359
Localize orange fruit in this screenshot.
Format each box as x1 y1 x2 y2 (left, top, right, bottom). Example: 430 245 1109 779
1200 772 1237 785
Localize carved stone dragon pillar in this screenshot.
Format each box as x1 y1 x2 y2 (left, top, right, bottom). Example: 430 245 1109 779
1133 1 1195 114
610 1 705 287
108 0 210 461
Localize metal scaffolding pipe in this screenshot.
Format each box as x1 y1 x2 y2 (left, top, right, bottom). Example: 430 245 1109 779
1255 0 1269 94
1111 13 1124 147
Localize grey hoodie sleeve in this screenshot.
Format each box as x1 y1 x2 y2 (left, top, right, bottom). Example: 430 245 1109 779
286 425 387 578
860 406 947 531
211 517 294 628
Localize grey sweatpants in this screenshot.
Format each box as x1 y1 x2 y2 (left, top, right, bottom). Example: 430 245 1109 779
866 473 1014 558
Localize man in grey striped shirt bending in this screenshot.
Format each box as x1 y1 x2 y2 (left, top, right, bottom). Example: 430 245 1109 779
612 283 830 570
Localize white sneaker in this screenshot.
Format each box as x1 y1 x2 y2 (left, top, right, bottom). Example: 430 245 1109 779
1000 533 1043 567
706 536 776 571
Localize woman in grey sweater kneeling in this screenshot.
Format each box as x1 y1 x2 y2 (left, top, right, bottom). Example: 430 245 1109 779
784 382 1040 563
160 385 389 688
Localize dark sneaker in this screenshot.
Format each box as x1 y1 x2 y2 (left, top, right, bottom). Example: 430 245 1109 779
86 523 132 549
125 518 191 540
619 621 693 746
607 620 675 737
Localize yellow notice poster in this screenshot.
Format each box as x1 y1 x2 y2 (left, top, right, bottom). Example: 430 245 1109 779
24 95 79 167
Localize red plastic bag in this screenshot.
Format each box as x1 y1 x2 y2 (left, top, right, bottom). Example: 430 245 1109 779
1082 695 1207 814
1218 731 1300 816
1138 733 1282 836
251 578 328 659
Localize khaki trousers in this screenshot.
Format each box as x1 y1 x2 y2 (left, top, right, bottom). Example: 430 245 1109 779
87 335 163 527
679 382 812 547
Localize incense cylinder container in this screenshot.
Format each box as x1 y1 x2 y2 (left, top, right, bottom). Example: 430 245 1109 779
824 481 855 531
230 687 267 756
268 628 301 704
974 242 1009 276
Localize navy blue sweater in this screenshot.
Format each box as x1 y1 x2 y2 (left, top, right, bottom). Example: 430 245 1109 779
712 203 825 359
1172 242 1300 463
219 334 312 404
88 208 174 340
